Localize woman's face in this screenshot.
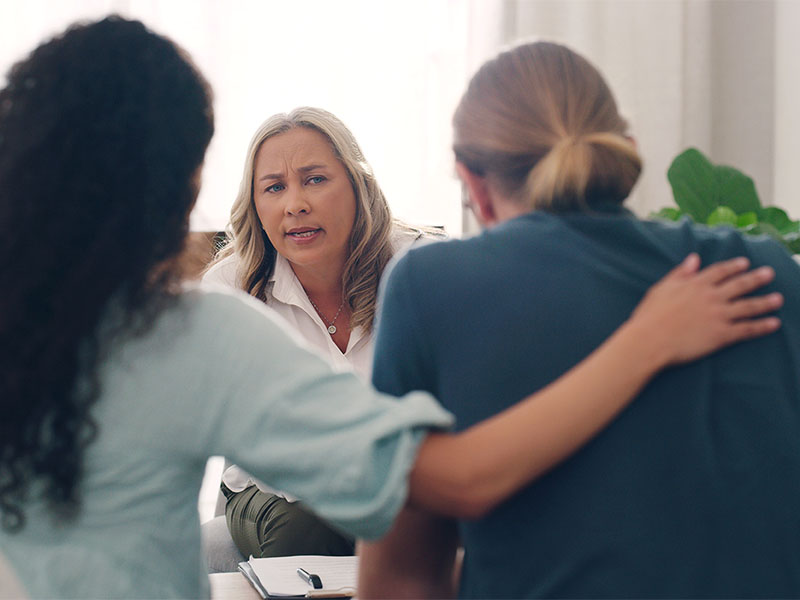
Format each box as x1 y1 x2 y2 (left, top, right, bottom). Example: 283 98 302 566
253 127 357 277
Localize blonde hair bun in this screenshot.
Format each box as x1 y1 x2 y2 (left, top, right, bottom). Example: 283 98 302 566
453 41 642 212
527 131 641 211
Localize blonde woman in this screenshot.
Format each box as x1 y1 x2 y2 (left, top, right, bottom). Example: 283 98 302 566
203 108 441 564
360 41 800 599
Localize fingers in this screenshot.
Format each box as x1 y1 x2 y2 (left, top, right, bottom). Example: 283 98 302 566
723 317 782 344
672 252 701 276
727 292 784 320
694 256 751 285
662 252 700 280
715 265 775 300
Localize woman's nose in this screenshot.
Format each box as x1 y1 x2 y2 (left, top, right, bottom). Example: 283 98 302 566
285 188 310 215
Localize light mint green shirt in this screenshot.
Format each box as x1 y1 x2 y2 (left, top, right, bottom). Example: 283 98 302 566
1 286 452 599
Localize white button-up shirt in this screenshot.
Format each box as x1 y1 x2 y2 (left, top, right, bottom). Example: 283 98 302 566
205 253 372 381
202 228 424 495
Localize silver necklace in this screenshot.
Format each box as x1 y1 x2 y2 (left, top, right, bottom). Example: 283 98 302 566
309 296 345 335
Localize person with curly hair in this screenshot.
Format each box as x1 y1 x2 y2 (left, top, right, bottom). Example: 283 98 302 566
0 16 782 599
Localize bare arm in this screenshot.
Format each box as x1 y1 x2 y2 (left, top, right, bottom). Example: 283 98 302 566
407 254 783 519
358 507 459 600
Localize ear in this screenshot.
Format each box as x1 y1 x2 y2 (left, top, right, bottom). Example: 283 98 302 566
455 162 498 226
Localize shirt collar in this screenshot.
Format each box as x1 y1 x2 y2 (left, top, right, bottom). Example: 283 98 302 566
266 254 368 353
546 201 633 217
268 254 308 307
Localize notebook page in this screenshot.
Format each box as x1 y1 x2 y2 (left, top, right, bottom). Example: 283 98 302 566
248 555 358 596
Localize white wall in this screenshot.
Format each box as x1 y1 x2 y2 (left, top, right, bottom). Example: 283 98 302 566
774 0 800 211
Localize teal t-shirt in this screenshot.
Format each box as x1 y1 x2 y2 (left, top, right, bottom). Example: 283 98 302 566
373 208 800 598
1 286 452 598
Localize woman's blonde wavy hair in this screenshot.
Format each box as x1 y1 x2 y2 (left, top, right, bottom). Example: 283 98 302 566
453 41 642 212
210 107 399 332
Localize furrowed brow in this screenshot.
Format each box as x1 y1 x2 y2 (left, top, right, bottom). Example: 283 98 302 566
298 164 326 173
258 172 284 182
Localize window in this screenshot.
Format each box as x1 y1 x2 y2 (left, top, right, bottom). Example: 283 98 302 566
0 0 471 235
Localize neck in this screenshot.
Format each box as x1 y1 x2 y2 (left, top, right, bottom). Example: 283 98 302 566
289 261 345 303
493 196 529 224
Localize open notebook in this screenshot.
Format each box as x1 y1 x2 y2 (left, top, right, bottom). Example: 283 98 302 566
238 555 358 599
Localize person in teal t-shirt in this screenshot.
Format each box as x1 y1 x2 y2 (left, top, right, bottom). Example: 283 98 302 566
361 41 800 599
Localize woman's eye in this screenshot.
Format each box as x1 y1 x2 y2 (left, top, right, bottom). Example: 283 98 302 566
265 183 285 193
307 176 325 185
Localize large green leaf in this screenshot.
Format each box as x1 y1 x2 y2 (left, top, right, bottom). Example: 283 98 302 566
657 147 798 254
759 206 800 234
667 148 718 222
736 212 758 227
715 165 761 214
707 206 738 226
783 231 800 254
650 207 685 222
750 222 783 242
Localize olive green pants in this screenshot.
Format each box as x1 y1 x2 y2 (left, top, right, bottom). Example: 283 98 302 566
223 484 355 558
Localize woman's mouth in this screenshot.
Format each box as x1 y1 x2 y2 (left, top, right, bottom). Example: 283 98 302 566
286 228 322 241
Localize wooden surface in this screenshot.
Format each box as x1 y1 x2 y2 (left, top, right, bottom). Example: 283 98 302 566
210 572 262 600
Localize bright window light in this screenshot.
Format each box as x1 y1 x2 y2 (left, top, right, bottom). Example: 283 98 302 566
0 0 471 235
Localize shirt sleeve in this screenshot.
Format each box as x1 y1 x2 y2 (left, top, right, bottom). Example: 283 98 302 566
197 290 453 540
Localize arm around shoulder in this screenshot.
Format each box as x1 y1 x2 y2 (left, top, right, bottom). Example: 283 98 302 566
403 254 783 519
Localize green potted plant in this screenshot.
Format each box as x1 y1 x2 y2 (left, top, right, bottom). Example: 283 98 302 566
652 148 800 254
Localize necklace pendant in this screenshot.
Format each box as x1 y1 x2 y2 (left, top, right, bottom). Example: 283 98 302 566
328 325 337 335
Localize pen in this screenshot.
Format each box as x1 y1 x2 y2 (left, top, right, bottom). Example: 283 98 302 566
297 567 323 589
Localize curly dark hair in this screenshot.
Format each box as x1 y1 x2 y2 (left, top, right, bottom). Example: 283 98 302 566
0 16 214 531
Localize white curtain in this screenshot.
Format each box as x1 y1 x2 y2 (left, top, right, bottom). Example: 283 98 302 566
477 0 797 227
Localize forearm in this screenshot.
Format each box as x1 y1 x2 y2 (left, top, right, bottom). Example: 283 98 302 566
358 508 459 599
407 316 668 518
